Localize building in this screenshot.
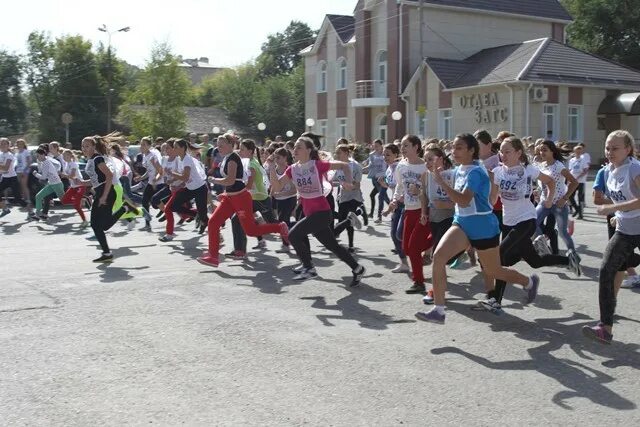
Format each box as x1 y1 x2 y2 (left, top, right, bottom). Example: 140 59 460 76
178 57 226 86
302 0 640 162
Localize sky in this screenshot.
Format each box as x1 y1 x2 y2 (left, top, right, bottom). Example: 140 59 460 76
2 0 356 67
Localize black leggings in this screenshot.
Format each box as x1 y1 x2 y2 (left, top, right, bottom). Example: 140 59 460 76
542 212 559 255
369 183 378 216
333 199 361 248
273 197 296 228
0 176 23 206
172 185 208 224
91 186 126 254
569 183 585 216
494 218 568 303
151 184 170 209
600 232 640 326
141 183 159 217
289 209 358 270
232 198 279 251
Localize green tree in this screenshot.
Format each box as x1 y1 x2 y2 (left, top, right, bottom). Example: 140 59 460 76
257 21 315 77
121 43 191 138
0 51 27 134
561 0 640 70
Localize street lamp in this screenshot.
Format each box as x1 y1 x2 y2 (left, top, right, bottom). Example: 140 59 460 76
98 25 130 133
212 126 221 135
286 130 294 138
305 118 315 132
391 111 403 141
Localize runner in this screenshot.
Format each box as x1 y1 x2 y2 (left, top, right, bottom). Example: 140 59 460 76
379 143 406 272
415 133 540 324
568 143 589 219
0 138 20 216
332 143 364 253
363 139 387 223
269 136 366 285
133 137 162 231
270 147 297 230
59 149 88 227
15 139 34 218
31 148 64 220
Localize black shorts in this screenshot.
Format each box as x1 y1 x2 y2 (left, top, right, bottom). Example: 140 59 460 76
469 234 500 251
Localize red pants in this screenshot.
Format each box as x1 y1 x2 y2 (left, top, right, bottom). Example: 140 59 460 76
61 186 86 221
402 209 433 284
207 190 282 257
164 189 188 235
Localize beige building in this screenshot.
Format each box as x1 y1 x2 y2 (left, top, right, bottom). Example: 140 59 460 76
302 0 640 162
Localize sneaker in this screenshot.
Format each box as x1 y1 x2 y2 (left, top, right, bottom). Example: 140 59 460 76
177 218 186 226
292 264 305 274
621 275 640 289
158 215 166 223
582 324 613 344
525 274 540 304
198 223 207 234
139 223 152 232
92 253 113 263
533 235 551 256
85 234 97 241
141 207 151 222
155 210 164 219
391 263 410 273
415 309 445 324
350 265 366 287
275 244 291 253
122 200 140 216
29 212 40 221
359 207 369 226
348 246 356 253
347 211 363 230
422 289 434 305
449 253 467 269
374 217 382 224
158 233 175 242
197 255 220 267
567 250 582 278
278 221 290 245
225 250 247 260
472 297 503 314
293 267 317 281
79 220 89 229
127 219 136 231
405 282 426 294
0 208 10 217
39 214 49 221
252 240 267 250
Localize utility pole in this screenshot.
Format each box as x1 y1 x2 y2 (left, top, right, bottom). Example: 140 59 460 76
98 25 130 133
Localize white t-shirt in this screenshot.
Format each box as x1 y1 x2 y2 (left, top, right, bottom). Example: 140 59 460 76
493 164 539 226
16 150 32 174
164 157 183 190
393 161 427 210
143 148 162 185
538 160 567 203
568 156 589 184
182 154 206 190
64 161 83 187
38 158 62 184
0 151 17 178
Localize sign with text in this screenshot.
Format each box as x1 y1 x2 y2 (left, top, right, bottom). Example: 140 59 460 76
459 92 508 124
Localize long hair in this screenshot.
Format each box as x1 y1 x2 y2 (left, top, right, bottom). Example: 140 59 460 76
298 136 319 160
403 134 424 158
502 136 529 166
274 147 293 165
455 133 480 160
424 143 453 169
240 139 262 166
540 140 569 162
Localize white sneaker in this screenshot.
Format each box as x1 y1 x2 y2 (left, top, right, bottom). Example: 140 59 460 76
127 219 136 231
347 211 363 230
79 220 89 229
293 267 317 281
275 244 291 253
391 263 410 273
533 235 551 256
621 275 640 288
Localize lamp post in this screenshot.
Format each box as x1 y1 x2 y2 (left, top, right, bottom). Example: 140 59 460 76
98 24 130 133
391 111 403 141
305 118 315 132
286 130 294 138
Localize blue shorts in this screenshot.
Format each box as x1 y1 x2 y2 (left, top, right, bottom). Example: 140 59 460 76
454 212 500 241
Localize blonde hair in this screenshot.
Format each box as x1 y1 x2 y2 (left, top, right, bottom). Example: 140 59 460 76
607 130 635 158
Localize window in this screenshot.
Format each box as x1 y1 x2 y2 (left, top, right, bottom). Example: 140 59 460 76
543 104 559 141
319 120 328 144
438 109 452 140
316 61 327 93
415 111 428 139
376 50 387 97
377 115 387 143
337 58 347 90
568 105 583 142
338 118 347 139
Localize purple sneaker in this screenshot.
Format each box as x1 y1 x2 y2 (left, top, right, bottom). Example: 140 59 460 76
415 309 445 324
582 324 613 344
525 274 540 304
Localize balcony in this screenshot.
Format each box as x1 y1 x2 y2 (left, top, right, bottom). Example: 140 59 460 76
351 80 390 108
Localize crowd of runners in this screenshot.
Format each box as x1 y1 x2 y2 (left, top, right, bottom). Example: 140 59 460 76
0 127 638 345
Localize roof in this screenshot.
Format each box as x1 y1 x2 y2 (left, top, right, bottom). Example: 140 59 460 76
421 38 640 91
406 0 572 22
598 93 640 115
326 15 355 44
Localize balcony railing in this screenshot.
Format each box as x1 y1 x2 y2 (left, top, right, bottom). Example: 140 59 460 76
355 80 387 99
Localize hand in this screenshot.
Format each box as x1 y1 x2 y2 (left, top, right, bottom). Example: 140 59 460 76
342 182 354 191
609 216 617 228
432 167 446 185
543 199 553 209
557 198 567 208
387 200 397 214
98 196 107 206
133 175 141 182
597 205 612 216
419 212 428 225
377 176 385 185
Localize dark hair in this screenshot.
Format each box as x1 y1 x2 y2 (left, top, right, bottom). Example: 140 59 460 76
274 147 293 165
335 144 355 157
301 132 322 150
372 139 384 147
455 133 480 160
36 148 46 156
175 139 188 151
497 131 514 142
474 130 492 145
502 137 529 166
402 134 424 158
111 143 125 160
164 137 176 148
240 139 262 166
336 138 349 146
383 143 400 157
38 143 49 154
424 143 453 169
297 136 319 160
540 139 569 162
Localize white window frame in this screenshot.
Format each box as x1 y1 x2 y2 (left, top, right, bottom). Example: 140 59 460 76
567 105 583 142
415 111 428 139
376 114 387 143
376 50 387 97
438 109 452 140
318 119 328 144
337 57 347 90
337 118 347 139
316 61 327 93
542 104 559 141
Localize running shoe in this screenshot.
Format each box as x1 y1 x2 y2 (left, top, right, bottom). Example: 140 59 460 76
582 324 613 344
533 235 551 256
252 240 267 250
374 217 382 224
350 265 366 287
197 255 220 267
139 223 152 232
0 208 11 217
158 233 175 242
621 275 640 289
525 274 540 304
292 264 308 274
293 267 317 281
158 215 166 223
449 253 467 269
127 219 137 231
391 263 410 273
29 212 40 221
85 234 98 241
472 297 503 314
278 221 290 245
225 250 247 260
92 253 114 263
177 218 186 226
358 207 368 226
405 282 426 294
155 210 164 219
122 200 140 215
39 214 49 221
198 223 207 234
422 289 434 305
79 221 89 229
415 309 445 324
348 246 356 253
347 211 363 230
275 244 291 253
567 250 582 277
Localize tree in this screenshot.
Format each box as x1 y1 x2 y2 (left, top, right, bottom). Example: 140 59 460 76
561 0 640 70
0 51 27 134
121 43 192 138
257 21 315 77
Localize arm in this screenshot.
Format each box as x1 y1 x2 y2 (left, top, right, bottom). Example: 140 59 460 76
150 157 163 182
245 167 256 190
211 160 239 187
0 159 10 173
433 168 474 207
593 189 612 206
329 161 353 186
538 173 556 208
419 172 429 224
558 168 578 208
598 175 640 215
268 165 292 192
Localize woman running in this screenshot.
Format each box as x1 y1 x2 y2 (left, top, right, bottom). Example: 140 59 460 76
0 138 20 217
415 133 540 324
133 137 163 231
157 140 185 241
31 148 64 221
271 147 297 230
533 140 580 261
584 130 640 344
269 136 366 284
59 149 88 227
568 143 589 219
380 143 406 272
81 136 136 263
363 139 387 222
389 135 430 294
197 135 288 267
332 143 364 252
15 139 34 218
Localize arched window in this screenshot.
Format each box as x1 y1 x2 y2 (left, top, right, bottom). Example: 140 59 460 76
376 51 387 97
377 114 387 143
337 57 347 90
317 61 327 93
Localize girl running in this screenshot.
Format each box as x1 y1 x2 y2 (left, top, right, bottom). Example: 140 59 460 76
271 147 297 230
134 137 163 231
31 148 64 220
584 130 640 344
332 144 364 252
197 135 288 267
0 138 20 217
379 144 406 272
568 143 589 219
415 133 540 324
363 139 387 222
269 136 366 284
157 140 185 241
16 139 34 218
60 150 88 227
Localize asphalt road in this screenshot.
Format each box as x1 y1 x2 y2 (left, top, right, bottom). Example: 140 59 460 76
1 183 640 425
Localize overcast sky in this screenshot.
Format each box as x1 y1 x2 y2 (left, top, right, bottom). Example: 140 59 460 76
2 0 355 67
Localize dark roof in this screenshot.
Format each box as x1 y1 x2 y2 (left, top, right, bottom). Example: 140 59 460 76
407 0 572 22
326 15 355 44
120 106 249 135
424 39 640 90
